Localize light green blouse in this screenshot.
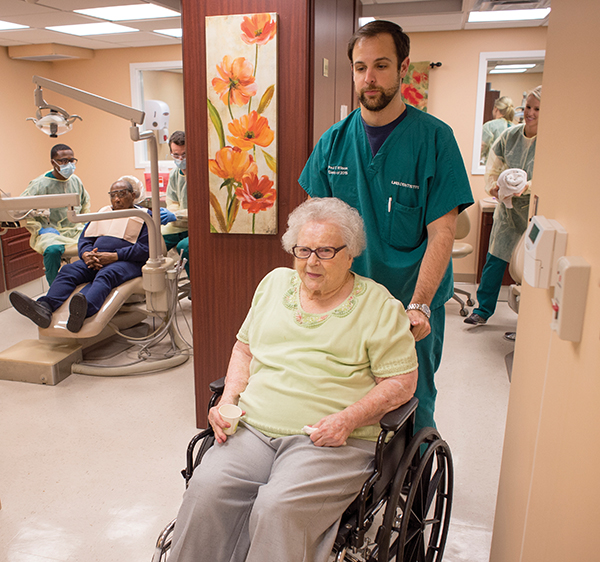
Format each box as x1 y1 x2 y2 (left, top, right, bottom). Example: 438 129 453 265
237 268 418 441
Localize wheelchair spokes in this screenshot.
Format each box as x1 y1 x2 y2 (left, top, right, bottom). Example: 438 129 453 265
389 436 453 562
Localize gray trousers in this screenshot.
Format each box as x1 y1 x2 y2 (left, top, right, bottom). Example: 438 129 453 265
168 424 376 562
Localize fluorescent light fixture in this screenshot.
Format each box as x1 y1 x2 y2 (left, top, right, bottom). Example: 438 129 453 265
46 23 138 36
154 28 182 38
0 20 29 31
468 8 551 23
495 64 536 69
489 68 527 74
75 4 179 22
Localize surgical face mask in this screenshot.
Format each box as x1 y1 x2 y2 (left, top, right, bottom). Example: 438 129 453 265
174 158 186 171
58 161 76 179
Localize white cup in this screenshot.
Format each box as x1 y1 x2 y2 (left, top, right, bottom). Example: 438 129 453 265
219 404 243 435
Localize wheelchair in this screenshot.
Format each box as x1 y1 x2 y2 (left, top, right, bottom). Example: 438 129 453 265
152 378 454 562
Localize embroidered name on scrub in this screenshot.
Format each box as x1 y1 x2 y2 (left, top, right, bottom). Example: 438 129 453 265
328 165 348 176
391 181 419 190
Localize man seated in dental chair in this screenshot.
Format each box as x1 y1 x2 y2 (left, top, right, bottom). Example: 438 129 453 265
10 176 150 333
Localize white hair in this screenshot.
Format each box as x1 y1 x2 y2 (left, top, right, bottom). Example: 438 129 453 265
118 175 145 204
281 198 367 258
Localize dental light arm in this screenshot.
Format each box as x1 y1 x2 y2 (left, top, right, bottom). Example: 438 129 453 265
32 76 144 125
30 76 163 265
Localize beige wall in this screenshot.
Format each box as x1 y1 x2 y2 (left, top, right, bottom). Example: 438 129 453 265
1 49 54 197
490 1 600 560
1 44 182 210
408 27 547 276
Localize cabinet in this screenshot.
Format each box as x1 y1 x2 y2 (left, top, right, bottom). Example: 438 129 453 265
1 227 45 291
477 202 515 285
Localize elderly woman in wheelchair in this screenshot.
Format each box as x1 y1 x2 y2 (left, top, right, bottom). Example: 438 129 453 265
163 197 452 562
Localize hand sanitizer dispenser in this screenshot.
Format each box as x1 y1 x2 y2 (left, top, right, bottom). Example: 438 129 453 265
523 216 567 289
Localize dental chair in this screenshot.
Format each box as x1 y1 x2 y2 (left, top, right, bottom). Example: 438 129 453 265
0 192 189 384
152 379 454 562
60 243 79 265
507 232 526 316
451 211 474 316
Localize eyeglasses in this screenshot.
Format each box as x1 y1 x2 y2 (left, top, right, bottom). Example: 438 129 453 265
171 152 186 160
53 158 78 165
108 189 133 199
291 245 347 260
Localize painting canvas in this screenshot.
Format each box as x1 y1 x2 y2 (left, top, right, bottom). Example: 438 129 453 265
401 61 430 112
206 13 278 234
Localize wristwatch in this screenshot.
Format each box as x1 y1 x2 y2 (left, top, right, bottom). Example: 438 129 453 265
406 303 431 320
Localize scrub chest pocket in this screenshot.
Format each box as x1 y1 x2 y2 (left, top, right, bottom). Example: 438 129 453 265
386 200 425 251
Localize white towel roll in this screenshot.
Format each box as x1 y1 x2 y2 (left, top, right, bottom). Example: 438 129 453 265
497 168 528 208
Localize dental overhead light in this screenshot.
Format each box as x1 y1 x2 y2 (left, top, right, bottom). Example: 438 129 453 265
26 86 82 137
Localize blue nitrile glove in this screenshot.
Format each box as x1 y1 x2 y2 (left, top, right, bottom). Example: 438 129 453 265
159 207 177 225
39 227 60 235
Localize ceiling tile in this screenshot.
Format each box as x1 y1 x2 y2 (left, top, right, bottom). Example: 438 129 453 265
0 0 57 18
6 12 99 27
37 0 147 10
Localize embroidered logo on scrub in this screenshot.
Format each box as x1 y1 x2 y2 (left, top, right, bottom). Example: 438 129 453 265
328 165 348 176
391 180 419 190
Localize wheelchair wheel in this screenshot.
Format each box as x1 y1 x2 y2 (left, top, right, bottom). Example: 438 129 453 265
151 519 176 562
376 428 453 562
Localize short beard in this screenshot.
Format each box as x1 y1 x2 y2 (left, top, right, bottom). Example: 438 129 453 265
358 76 401 112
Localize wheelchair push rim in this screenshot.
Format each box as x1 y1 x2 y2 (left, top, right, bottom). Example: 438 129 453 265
377 428 454 562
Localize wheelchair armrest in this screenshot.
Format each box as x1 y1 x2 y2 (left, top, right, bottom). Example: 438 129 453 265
379 397 419 432
209 377 225 394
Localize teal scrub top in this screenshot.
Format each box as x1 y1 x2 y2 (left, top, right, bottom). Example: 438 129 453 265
299 106 473 309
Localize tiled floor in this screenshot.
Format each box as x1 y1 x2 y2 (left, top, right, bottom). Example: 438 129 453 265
0 283 515 562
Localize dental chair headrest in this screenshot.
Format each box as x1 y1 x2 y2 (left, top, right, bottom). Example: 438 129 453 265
118 175 145 204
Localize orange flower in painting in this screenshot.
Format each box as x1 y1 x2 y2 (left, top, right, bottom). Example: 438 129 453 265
411 70 425 84
208 146 258 182
212 55 258 107
235 173 276 214
240 13 277 46
402 83 424 107
227 111 275 150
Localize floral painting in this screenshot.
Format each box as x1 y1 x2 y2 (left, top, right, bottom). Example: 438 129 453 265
401 61 430 112
206 13 278 234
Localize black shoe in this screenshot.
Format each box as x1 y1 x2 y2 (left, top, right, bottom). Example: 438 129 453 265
503 331 516 342
9 291 53 328
464 313 487 325
67 293 88 333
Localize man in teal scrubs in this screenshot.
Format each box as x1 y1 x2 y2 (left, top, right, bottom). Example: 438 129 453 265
161 130 189 276
299 20 473 432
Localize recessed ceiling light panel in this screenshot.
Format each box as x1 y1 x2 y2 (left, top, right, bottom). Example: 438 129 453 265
469 8 551 23
46 23 138 36
0 20 29 31
154 28 182 38
495 64 536 69
75 4 179 22
489 68 527 74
